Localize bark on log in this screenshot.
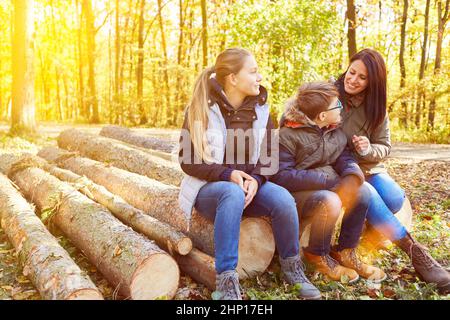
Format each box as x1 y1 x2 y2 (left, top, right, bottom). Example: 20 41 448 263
100 125 176 154
57 128 183 186
173 248 216 290
3 156 180 300
34 156 192 255
38 147 275 278
0 173 103 300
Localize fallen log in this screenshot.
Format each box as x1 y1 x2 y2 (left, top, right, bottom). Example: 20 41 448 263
0 173 103 300
2 155 180 300
100 125 176 154
38 146 275 279
29 156 192 255
57 128 183 186
173 248 216 291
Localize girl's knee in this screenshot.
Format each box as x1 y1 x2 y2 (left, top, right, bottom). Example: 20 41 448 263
218 182 245 205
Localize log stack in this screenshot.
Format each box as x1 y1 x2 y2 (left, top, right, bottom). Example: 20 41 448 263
0 173 103 300
38 146 276 279
0 154 180 300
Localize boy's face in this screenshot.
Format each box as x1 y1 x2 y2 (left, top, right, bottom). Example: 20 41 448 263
317 97 342 126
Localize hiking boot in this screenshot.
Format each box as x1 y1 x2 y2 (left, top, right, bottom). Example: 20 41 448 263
395 232 450 294
330 248 387 283
211 270 242 300
279 255 322 300
303 251 359 284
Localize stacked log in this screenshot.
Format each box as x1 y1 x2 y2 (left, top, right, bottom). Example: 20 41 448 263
1 154 180 300
57 129 183 185
0 173 103 300
27 156 192 255
100 125 176 153
38 146 276 279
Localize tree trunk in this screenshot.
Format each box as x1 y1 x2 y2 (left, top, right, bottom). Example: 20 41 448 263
76 0 85 120
11 0 36 134
0 173 103 300
136 0 147 125
38 147 276 278
100 125 176 154
4 156 179 300
427 0 449 130
415 0 430 128
57 128 183 186
399 0 408 128
82 0 99 123
200 0 208 67
32 156 192 255
346 0 357 59
157 0 171 126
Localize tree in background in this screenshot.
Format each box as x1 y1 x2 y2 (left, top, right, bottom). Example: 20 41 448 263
11 0 36 135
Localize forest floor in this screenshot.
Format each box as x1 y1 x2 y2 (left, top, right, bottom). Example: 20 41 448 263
0 123 449 300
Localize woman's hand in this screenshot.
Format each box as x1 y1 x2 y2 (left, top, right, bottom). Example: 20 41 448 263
243 178 258 209
352 135 371 155
230 170 253 191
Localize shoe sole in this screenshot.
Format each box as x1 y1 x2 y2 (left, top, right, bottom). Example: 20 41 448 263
301 294 322 300
363 273 388 284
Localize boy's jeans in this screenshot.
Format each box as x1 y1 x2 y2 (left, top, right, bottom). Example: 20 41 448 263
292 187 370 256
364 173 407 241
194 181 300 274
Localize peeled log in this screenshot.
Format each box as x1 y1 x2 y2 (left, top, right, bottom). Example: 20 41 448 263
0 173 103 300
36 157 192 255
100 125 176 154
57 128 183 186
38 147 275 279
5 159 179 300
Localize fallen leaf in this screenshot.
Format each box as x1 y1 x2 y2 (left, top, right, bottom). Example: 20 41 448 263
113 245 122 258
382 288 396 298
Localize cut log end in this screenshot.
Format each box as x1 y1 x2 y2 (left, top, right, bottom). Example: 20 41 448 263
130 253 179 300
176 238 193 256
237 217 275 278
66 289 104 300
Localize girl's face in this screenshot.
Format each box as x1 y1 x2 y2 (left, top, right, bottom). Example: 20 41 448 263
344 59 369 95
232 55 263 97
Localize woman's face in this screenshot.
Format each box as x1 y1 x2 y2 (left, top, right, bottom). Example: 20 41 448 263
233 55 263 96
344 59 369 95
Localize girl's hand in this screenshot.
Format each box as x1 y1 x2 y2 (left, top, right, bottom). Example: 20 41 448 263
230 170 253 191
243 178 258 209
352 135 371 155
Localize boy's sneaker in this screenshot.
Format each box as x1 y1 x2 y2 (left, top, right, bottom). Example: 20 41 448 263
303 251 359 283
330 248 387 283
279 255 322 300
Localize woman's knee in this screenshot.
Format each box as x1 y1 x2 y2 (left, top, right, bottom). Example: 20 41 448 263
217 182 246 205
367 174 405 213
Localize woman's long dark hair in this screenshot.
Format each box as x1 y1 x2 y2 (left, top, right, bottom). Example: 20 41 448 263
336 48 387 133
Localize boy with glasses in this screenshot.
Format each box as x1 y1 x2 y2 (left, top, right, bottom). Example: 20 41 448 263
271 82 386 283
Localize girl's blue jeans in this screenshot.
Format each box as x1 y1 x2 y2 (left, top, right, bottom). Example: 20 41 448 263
194 181 299 274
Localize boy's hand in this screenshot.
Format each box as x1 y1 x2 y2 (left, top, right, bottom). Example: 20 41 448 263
230 170 253 191
352 135 371 155
243 178 258 209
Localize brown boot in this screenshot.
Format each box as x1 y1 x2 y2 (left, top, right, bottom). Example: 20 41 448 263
303 251 359 283
395 232 450 294
330 248 387 283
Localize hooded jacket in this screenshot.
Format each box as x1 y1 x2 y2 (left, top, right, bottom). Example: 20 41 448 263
270 98 364 192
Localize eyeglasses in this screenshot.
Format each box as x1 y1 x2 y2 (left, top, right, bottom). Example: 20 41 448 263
324 99 343 112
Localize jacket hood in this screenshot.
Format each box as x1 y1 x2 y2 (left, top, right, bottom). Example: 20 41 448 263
279 97 317 128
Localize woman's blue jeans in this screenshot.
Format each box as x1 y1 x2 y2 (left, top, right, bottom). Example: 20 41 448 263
364 173 408 241
194 181 299 274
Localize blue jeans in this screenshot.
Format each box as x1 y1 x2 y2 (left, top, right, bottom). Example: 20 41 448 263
293 187 370 256
194 181 299 274
364 173 407 241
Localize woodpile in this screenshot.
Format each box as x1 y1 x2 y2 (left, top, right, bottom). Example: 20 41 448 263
0 126 278 299
0 173 103 300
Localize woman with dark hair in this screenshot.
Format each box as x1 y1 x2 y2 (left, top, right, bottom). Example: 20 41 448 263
335 48 450 294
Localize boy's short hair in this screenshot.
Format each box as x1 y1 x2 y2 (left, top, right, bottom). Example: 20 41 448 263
295 82 339 120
